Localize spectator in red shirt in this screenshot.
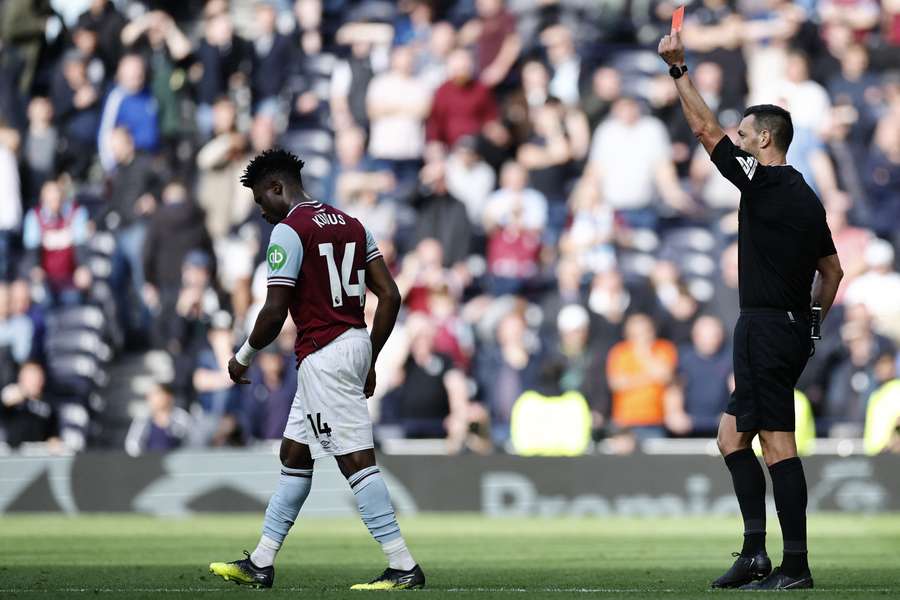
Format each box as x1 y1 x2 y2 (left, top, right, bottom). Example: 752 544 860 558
426 49 500 154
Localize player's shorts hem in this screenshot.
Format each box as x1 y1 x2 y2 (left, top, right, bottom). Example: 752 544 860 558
311 442 375 460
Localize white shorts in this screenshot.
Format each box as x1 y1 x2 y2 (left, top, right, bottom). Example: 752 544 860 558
283 328 373 460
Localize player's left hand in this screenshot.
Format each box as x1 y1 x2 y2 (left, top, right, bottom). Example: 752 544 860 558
227 356 251 385
658 32 685 66
364 367 376 398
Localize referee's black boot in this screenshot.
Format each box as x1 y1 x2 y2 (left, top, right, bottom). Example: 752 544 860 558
710 551 771 589
739 567 813 590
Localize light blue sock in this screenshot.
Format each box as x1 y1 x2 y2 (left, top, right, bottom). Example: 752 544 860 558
251 465 313 567
349 466 416 570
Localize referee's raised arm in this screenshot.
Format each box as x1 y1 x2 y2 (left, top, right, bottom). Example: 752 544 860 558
658 33 725 155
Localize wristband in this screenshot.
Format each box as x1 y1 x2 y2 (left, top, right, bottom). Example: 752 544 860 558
235 339 259 366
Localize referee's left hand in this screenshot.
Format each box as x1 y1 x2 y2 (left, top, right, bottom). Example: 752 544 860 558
658 32 686 66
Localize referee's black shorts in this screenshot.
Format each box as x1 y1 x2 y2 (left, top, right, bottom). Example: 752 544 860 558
726 308 812 432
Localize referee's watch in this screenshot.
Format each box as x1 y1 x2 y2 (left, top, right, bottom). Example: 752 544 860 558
669 64 688 79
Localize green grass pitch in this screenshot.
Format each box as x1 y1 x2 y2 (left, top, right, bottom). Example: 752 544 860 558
1 514 898 599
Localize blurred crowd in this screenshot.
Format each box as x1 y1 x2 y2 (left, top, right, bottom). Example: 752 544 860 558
1 0 899 456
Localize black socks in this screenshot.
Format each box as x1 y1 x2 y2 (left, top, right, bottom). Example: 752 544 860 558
769 457 809 577
724 448 767 557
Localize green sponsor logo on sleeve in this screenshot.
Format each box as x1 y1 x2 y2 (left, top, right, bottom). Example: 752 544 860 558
267 244 287 271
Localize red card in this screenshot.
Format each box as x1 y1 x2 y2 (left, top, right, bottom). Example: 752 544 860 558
671 5 685 33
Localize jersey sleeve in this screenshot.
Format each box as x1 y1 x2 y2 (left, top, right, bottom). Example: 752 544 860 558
711 135 760 192
364 227 382 263
818 220 837 258
266 223 303 287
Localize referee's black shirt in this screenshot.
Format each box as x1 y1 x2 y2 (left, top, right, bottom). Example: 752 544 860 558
711 135 837 312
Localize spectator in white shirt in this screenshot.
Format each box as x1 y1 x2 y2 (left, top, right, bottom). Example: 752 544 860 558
446 136 496 228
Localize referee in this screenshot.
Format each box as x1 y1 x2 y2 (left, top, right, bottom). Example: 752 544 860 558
659 34 843 590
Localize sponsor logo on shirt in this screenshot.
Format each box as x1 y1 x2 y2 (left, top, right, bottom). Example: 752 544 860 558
267 244 287 270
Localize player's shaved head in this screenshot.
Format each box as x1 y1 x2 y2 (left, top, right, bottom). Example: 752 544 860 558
743 104 793 152
240 148 306 191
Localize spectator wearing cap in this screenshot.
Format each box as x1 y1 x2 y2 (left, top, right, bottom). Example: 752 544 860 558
240 347 295 441
51 50 101 178
666 315 732 437
845 239 900 345
0 362 59 450
143 180 215 349
606 313 677 439
124 382 192 456
539 304 608 425
97 54 161 171
22 180 91 307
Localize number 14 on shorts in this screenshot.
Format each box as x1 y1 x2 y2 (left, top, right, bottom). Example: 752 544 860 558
306 412 332 439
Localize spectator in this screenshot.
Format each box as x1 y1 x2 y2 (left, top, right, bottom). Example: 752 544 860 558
825 190 872 304
196 98 253 243
581 66 622 133
863 109 900 245
192 8 251 139
124 382 192 455
0 129 22 281
0 362 59 449
412 160 473 269
606 313 677 439
143 180 215 348
23 97 57 203
383 314 472 454
366 45 431 185
460 0 521 89
539 25 580 107
8 279 44 363
240 348 294 442
0 284 33 364
823 320 892 436
483 161 547 295
97 54 161 170
445 136 496 227
560 176 615 274
105 127 159 330
51 50 101 178
70 20 107 88
539 257 586 341
22 180 92 306
426 49 499 152
333 126 396 207
250 1 293 116
0 0 53 95
191 311 240 446
476 310 540 446
168 250 221 359
845 239 900 345
416 21 456 93
666 315 732 437
75 0 126 77
330 21 392 131
586 97 694 230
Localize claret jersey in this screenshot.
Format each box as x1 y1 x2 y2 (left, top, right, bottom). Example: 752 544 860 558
266 199 381 365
